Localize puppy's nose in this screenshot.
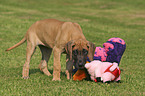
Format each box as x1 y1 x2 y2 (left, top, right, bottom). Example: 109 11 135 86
79 60 82 63
78 60 83 67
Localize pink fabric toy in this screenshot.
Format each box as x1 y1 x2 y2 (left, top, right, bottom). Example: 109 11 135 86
85 60 121 83
93 47 107 62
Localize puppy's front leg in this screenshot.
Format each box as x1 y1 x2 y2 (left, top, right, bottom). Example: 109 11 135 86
66 54 73 79
52 46 61 81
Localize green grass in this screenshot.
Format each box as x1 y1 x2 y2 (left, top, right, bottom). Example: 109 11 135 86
0 0 145 95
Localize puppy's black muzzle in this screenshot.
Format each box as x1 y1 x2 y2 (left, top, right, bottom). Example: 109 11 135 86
78 60 83 67
73 49 88 70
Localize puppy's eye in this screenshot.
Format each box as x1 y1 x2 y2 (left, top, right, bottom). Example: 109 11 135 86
73 50 78 55
83 49 88 55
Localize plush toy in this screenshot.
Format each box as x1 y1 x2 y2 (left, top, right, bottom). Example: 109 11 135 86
73 69 86 81
103 37 126 65
85 60 121 83
73 61 90 81
93 47 107 62
88 37 126 65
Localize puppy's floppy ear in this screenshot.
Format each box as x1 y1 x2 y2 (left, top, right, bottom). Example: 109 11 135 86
87 41 96 61
65 40 75 60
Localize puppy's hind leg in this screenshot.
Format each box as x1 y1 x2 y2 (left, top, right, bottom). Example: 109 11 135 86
38 45 52 76
22 42 36 79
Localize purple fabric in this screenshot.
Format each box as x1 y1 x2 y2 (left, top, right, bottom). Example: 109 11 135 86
103 37 126 65
87 37 126 65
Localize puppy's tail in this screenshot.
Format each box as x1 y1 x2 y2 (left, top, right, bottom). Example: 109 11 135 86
6 36 26 51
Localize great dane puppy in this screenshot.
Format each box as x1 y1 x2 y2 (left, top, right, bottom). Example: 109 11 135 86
6 19 96 81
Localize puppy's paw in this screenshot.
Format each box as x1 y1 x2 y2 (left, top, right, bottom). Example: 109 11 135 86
52 78 61 81
22 76 29 79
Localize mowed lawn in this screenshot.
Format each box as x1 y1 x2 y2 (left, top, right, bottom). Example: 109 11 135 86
0 0 145 95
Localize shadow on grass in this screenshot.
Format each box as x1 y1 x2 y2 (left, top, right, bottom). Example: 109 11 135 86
10 67 124 82
120 69 124 72
29 68 66 77
8 67 66 78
